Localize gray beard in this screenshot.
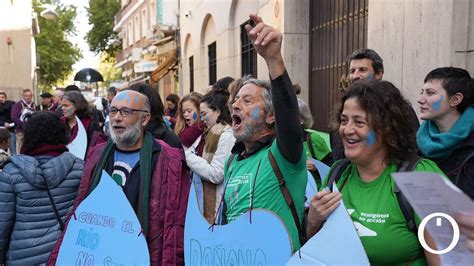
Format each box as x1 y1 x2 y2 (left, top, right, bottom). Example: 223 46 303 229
233 121 265 143
109 120 142 148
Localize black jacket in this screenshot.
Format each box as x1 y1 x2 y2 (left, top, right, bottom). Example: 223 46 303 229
436 132 474 199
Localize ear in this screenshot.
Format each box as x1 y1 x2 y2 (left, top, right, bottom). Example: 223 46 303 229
141 113 151 127
449 92 464 107
265 111 275 125
374 71 383 81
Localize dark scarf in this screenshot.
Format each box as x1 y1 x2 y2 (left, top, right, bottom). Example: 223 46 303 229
88 132 154 235
22 143 68 156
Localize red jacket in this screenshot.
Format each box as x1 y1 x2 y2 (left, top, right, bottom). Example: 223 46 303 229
47 134 190 265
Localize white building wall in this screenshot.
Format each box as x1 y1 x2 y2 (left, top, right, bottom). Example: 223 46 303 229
0 0 35 100
179 0 309 97
368 0 474 116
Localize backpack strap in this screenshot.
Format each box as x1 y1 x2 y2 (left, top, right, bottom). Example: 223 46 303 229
226 153 236 171
326 159 350 191
394 154 422 233
268 150 306 245
220 153 237 225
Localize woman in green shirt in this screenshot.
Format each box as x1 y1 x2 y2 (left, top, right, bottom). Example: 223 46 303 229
306 80 442 265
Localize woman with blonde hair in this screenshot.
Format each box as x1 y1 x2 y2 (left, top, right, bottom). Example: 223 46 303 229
175 92 204 149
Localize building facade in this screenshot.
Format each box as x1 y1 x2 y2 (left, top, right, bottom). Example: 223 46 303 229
179 0 473 131
114 0 179 97
0 0 38 101
178 0 310 98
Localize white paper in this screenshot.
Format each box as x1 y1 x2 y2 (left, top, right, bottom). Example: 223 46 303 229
392 172 474 265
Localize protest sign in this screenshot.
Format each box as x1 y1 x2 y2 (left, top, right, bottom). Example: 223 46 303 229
66 115 87 160
185 176 293 265
287 184 369 265
56 170 149 265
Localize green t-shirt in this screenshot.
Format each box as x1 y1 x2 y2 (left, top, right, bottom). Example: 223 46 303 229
304 129 331 161
321 159 444 265
224 140 307 252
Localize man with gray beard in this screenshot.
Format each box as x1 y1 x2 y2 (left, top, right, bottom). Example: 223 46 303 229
222 15 306 253
48 90 191 265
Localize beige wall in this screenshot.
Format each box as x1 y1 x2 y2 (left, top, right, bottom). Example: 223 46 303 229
179 0 309 99
0 1 35 101
368 0 474 116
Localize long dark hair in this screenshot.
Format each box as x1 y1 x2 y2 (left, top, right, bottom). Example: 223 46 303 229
128 83 165 124
201 89 231 125
62 91 91 118
335 80 417 162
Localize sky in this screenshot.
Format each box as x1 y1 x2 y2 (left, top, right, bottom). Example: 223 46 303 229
62 0 100 78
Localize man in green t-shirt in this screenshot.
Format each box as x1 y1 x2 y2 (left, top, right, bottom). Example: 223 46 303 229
223 14 307 253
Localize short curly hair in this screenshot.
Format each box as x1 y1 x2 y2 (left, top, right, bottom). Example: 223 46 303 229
23 111 69 152
335 80 417 162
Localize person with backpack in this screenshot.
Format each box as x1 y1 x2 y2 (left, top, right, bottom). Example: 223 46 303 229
47 90 190 265
306 80 444 265
417 67 474 199
0 112 83 265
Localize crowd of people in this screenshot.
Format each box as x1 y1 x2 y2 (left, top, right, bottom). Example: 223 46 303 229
0 13 473 265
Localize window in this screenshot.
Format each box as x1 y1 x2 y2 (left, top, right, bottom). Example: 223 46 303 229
241 20 257 77
142 9 148 36
189 56 194 92
208 42 217 85
134 16 140 42
128 22 133 45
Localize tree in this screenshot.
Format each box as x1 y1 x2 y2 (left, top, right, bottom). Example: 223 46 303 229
34 0 81 90
86 0 121 60
97 52 122 89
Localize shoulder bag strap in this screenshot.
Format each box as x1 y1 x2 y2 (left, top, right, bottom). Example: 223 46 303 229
268 150 306 245
41 176 65 231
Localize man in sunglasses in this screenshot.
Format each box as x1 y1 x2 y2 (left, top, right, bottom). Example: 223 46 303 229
49 90 190 264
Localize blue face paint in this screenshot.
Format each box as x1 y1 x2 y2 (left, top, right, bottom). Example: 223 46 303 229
366 130 377 146
134 95 139 103
115 92 131 103
192 112 197 121
367 72 373 81
252 106 260 120
432 95 444 111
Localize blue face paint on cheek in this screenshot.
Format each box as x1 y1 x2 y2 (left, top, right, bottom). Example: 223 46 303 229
432 95 444 111
252 106 260 120
192 112 197 121
367 72 373 81
366 130 377 146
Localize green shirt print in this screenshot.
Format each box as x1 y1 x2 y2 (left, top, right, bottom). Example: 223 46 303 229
322 159 445 265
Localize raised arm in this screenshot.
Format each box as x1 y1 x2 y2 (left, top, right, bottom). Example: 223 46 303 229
245 14 303 163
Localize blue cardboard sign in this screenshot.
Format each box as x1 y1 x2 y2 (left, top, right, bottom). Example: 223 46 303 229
287 184 369 265
67 115 87 160
185 175 293 265
305 159 330 207
56 171 150 265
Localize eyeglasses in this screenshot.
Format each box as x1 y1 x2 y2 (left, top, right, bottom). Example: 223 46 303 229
109 107 149 117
